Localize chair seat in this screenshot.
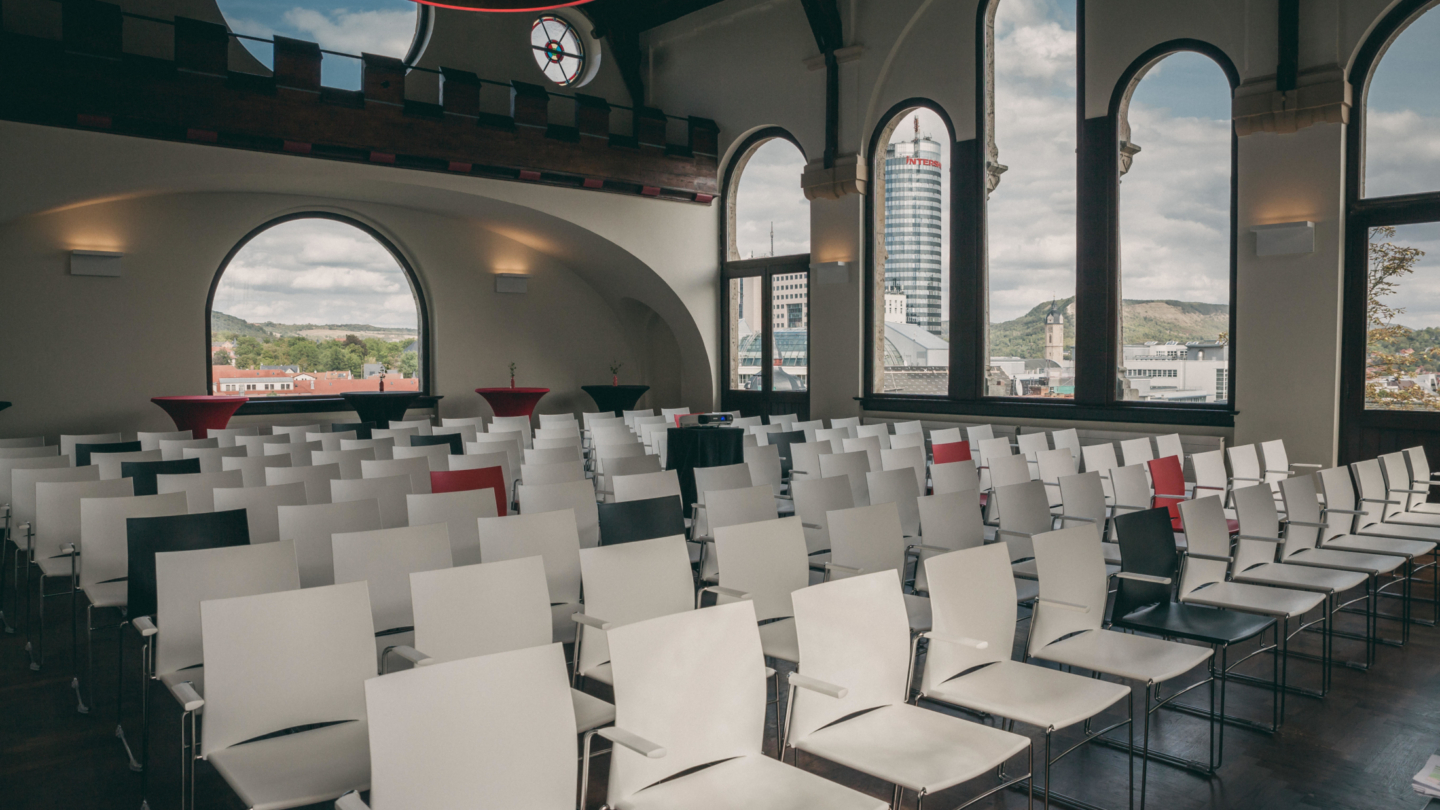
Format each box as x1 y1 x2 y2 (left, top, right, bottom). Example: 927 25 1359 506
1182 581 1325 618
1356 521 1440 542
758 619 799 664
82 579 127 609
552 602 580 644
1111 602 1274 646
572 687 614 734
1409 503 1440 515
904 592 931 634
1015 578 1039 605
1233 563 1367 593
1102 543 1121 565
925 659 1129 732
613 751 886 810
205 719 370 810
1322 534 1433 558
36 554 75 578
1377 511 1440 529
793 703 1029 795
1033 629 1212 684
1284 548 1403 575
580 661 613 686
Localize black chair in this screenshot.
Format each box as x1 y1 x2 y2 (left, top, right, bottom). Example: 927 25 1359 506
1111 507 1279 767
598 495 686 546
75 440 141 467
120 458 201 497
330 421 375 440
766 430 806 479
411 433 463 455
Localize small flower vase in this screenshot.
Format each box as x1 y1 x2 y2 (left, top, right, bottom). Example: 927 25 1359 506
612 375 618 386
510 376 515 389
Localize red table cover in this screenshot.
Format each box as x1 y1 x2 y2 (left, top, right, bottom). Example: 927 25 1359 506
474 388 549 418
151 396 248 439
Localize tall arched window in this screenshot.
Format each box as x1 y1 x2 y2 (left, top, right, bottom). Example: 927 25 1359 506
207 215 427 398
1116 51 1235 404
219 1 427 90
721 133 811 416
868 104 953 396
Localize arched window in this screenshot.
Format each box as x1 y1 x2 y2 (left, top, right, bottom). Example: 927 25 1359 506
218 1 427 91
207 215 427 398
868 105 953 396
1116 51 1235 404
721 133 811 413
983 0 1078 399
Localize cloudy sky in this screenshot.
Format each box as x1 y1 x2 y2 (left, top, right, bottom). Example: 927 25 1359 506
220 0 418 90
213 218 420 328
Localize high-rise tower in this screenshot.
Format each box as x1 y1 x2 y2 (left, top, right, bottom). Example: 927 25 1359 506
883 118 944 335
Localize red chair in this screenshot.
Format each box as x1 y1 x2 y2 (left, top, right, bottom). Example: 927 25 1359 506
932 440 972 465
1148 455 1187 531
430 467 507 517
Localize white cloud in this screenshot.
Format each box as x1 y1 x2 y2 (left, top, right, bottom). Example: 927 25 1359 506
1363 109 1440 199
733 139 810 259
282 7 416 57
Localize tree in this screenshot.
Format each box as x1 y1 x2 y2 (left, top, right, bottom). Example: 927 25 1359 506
234 336 263 370
212 349 232 366
1365 226 1436 409
343 334 366 349
399 351 419 378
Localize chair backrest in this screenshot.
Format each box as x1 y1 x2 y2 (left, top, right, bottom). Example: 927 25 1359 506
812 427 849 455
831 416 861 435
1028 524 1107 653
235 434 292 457
1052 428 1081 462
1379 452 1416 520
277 500 384 588
429 467 507 517
921 545 1014 696
431 424 478 444
155 469 242 513
410 556 552 662
221 453 291 488
1227 444 1263 487
1349 458 1389 527
373 427 421 445
313 448 376 480
127 509 251 619
1119 437 1154 467
854 423 891 449
1176 495 1234 595
891 419 923 436
13 464 100 531
605 454 663 479
612 469 681 503
583 411 622 429
1404 447 1432 511
79 491 188 591
159 438 218 461
0 456 70 508
74 441 141 469
341 437 397 461
410 433 463 456
988 453 1033 489
535 434 584 451
966 424 995 444
994 480 1053 564
333 524 453 634
154 540 300 677
930 427 964 445
1080 442 1119 477
881 445 927 494
604 601 763 806
518 479 600 548
363 456 434 496
577 535 694 675
1058 471 1108 531
35 477 133 561
308 431 358 452
262 440 322 468
916 491 984 552
930 460 979 495
826 501 904 579
329 422 376 441
1112 507 1182 618
525 446 581 466
1156 433 1184 462
490 417 534 449
692 463 753 534
705 484 777 534
388 419 433 437
271 424 323 442
96 449 161 479
769 412 799 430
121 458 201 497
207 426 260 448
477 509 583 607
791 419 824 436
1232 484 1283 573
889 431 926 451
1148 455 1186 528
788 570 910 743
0 445 56 460
1016 431 1049 461
743 443 784 495
61 433 123 465
213 481 309 544
265 462 341 505
1277 474 1325 559
406 489 496 566
199 581 376 756
0 436 47 449
791 475 853 556
975 436 1012 462
790 441 833 480
538 412 577 427
621 409 653 429
449 451 514 492
1259 439 1290 485
1191 449 1228 500
1036 447 1077 486
819 450 870 507
440 416 485 430
714 516 808 622
1317 465 1366 534
521 460 587 486
331 474 413 529
866 468 921 537
1111 464 1152 517
598 496 687 545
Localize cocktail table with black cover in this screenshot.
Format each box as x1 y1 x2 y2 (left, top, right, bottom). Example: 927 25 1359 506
666 426 745 513
581 385 650 417
339 391 425 429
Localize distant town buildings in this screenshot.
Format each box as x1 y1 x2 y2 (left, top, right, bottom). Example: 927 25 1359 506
1119 340 1229 402
209 366 419 396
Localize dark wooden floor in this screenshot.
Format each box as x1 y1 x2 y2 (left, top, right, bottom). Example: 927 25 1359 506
2 559 1437 810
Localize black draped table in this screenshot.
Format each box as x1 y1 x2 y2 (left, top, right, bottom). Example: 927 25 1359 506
666 426 745 512
340 391 431 429
581 384 650 416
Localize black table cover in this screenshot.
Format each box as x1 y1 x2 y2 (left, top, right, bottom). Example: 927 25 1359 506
581 385 650 416
666 426 745 512
340 392 431 429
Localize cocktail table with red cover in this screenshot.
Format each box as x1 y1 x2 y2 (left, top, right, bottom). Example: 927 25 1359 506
151 396 248 439
475 388 549 418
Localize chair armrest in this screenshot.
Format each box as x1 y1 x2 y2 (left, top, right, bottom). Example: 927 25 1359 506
1361 498 1401 505
572 613 612 631
387 645 434 668
335 791 371 810
801 522 822 530
996 528 1036 539
1115 572 1172 585
694 536 715 544
824 562 861 574
1263 469 1295 477
1236 534 1282 544
788 671 848 699
597 726 666 759
1232 476 1263 482
1055 514 1097 523
700 585 750 601
691 503 705 512
1393 488 1430 495
1186 552 1232 563
132 616 158 637
1037 598 1089 613
1193 484 1228 492
922 631 988 650
61 543 76 556
1290 463 1323 469
1110 503 1149 511
1284 520 1328 529
167 680 204 713
1322 508 1365 516
906 544 954 556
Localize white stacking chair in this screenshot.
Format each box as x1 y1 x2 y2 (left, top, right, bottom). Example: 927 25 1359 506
891 419 923 436
156 470 242 513
931 460 980 496
920 544 1131 809
1052 428 1082 463
525 446 582 466
1 456 72 636
97 450 163 480
333 524 452 661
0 445 60 460
612 469 681 504
854 423 892 450
518 479 600 548
785 570 1032 809
1228 444 1270 496
277 500 383 588
791 475 853 568
221 453 290 488
882 445 927 494
621 409 654 431
792 419 825 438
635 415 669 438
591 425 635 449
449 452 514 498
930 427 964 446
744 444 785 498
1120 436 1155 468
535 434 584 452
439 416 485 430
1059 471 1122 562
1017 431 1050 470
235 434 292 456
313 448 375 481
265 462 341 505
386 419 432 437
594 442 646 495
371 427 419 446
1081 442 1120 500
714 516 809 668
1111 463 1154 526
198 582 375 810
1321 463 1440 595
538 412 577 427
813 427 849 455
696 484 777 582
790 441 832 481
994 480 1059 585
214 482 308 545
1156 433 1185 462
819 450 870 507
660 407 691 418
890 431 926 451
966 424 995 445
0 436 47 448
478 509 584 644
769 412 799 430
362 456 431 496
593 599 885 810
1401 446 1440 514
307 431 357 452
830 416 861 438
1191 449 1232 509
520 460 586 486
182 445 247 474
61 433 123 465
392 444 450 473
842 435 884 475
138 431 192 452
430 424 478 444
911 491 985 593
866 468 921 538
332 474 413 529
491 416 534 449
1036 447 1078 506
406 489 496 567
206 426 259 448
824 502 930 633
975 436 1013 493
270 424 322 442
1375 453 1440 528
341 437 396 461
692 462 753 536
604 454 663 480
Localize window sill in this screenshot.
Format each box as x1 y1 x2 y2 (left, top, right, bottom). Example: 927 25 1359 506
858 396 1235 427
233 395 440 417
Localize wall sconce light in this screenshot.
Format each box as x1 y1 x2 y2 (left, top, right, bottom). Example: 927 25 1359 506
811 261 850 285
70 250 124 277
494 273 528 294
1251 221 1315 256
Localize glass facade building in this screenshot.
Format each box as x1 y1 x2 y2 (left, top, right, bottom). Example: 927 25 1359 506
883 133 944 335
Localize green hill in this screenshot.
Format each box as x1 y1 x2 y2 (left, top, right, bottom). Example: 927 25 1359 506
988 298 1229 359
210 311 273 341
211 311 415 342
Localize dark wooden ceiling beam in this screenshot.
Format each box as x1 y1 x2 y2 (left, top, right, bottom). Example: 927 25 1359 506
800 0 843 167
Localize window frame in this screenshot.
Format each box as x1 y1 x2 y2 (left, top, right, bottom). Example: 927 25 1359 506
204 212 433 416
530 14 587 87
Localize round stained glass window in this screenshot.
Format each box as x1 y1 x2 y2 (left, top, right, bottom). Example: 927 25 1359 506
530 15 585 86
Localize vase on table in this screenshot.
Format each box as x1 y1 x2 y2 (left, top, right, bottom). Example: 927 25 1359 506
612 375 618 386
